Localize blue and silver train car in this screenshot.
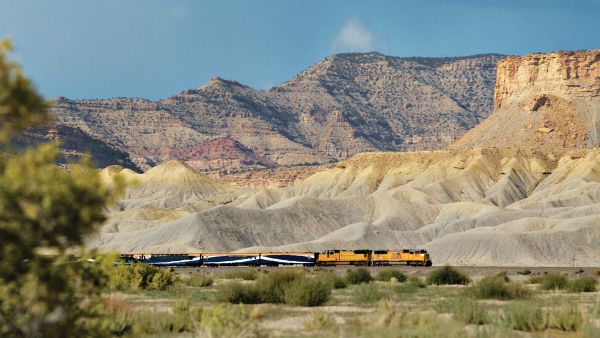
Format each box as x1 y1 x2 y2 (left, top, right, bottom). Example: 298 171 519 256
124 253 202 267
202 253 261 266
259 252 316 266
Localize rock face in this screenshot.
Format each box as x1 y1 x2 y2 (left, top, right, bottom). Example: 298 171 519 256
50 53 503 172
13 126 139 171
452 49 600 149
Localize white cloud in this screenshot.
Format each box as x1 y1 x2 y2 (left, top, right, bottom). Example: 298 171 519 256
332 18 376 53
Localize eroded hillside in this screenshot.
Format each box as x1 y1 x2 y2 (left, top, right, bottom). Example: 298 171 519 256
91 148 600 266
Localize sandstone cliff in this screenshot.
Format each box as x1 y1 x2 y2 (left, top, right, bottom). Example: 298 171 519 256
452 49 600 149
50 53 503 172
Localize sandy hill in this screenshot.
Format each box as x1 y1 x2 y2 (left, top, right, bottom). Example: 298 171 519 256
89 148 600 266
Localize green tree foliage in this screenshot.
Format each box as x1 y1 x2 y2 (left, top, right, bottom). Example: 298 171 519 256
0 39 119 337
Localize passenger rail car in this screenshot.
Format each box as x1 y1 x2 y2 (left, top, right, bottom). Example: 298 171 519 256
121 249 432 267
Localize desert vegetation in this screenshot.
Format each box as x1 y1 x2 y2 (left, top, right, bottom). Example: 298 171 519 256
92 265 600 337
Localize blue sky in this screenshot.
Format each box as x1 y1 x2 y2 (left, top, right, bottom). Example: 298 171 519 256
1 0 598 100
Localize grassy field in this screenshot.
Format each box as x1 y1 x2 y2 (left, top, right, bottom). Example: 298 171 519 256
105 266 600 337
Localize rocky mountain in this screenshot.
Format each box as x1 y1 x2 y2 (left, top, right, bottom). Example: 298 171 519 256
13 126 138 170
50 52 503 172
451 49 600 149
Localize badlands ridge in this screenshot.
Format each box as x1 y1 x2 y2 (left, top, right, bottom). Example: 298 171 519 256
90 49 600 266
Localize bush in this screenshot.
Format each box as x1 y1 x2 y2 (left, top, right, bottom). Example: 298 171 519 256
406 276 426 288
567 277 597 293
149 269 179 290
198 305 262 337
497 302 545 332
470 275 530 300
173 298 189 314
547 303 583 331
108 264 177 291
541 274 568 290
125 310 193 335
345 268 372 284
254 269 305 303
284 277 332 306
436 297 488 325
376 269 407 282
304 311 336 330
395 276 427 294
352 282 382 304
526 275 544 284
224 268 260 281
315 271 347 289
593 269 600 277
517 269 532 275
185 275 214 287
494 271 510 282
216 282 261 304
426 265 470 285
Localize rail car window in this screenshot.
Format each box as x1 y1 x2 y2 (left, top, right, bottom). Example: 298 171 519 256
354 250 369 254
374 250 388 254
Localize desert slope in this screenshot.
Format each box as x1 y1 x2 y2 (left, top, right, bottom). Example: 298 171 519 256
90 148 600 266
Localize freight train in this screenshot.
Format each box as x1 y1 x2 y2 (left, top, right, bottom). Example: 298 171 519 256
121 249 432 267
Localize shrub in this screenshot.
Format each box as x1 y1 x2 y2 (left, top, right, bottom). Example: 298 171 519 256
198 305 262 337
436 297 488 325
395 276 426 294
216 282 261 304
224 268 259 281
593 269 600 277
505 282 532 299
315 271 347 289
497 302 545 332
107 264 177 291
173 298 189 314
494 271 510 282
541 274 568 290
567 277 597 293
345 268 372 284
352 282 382 304
406 276 426 288
526 275 544 284
127 311 193 335
470 275 530 300
254 269 305 303
284 277 332 306
517 269 532 275
185 275 214 287
426 265 470 285
304 311 336 330
149 269 179 290
547 303 583 332
376 269 407 282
